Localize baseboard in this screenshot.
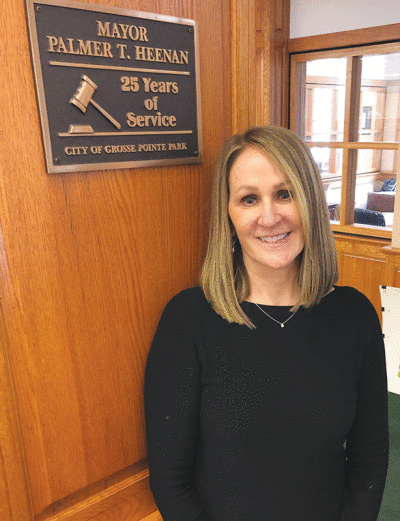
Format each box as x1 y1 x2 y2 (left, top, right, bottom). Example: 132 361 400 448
36 468 160 521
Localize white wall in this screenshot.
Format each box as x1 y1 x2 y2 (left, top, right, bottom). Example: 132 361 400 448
290 0 400 39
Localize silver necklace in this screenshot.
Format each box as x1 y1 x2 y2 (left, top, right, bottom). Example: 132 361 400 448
254 303 299 328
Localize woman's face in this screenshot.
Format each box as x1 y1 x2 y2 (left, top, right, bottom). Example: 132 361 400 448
228 147 305 278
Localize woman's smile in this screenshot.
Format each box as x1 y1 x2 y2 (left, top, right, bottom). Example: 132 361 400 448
257 231 291 243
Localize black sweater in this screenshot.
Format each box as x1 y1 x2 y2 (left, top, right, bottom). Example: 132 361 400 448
144 286 389 520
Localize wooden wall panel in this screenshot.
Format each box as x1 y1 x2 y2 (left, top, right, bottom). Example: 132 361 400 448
0 307 33 521
0 0 232 519
382 245 400 287
334 234 400 323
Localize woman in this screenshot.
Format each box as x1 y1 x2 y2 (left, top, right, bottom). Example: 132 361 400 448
144 126 389 521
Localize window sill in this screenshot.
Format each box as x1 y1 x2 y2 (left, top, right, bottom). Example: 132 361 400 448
331 222 392 239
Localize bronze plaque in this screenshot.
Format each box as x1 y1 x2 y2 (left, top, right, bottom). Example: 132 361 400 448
25 0 202 173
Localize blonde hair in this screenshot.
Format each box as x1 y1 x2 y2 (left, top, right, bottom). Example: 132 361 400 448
200 125 338 328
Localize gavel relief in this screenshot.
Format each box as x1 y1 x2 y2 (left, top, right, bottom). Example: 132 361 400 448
70 75 121 130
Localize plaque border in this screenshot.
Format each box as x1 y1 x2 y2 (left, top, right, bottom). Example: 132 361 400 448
25 0 203 173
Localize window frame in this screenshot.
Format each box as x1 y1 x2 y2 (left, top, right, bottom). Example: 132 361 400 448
290 42 400 240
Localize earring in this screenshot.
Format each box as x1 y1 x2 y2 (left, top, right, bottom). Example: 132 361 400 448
232 237 237 253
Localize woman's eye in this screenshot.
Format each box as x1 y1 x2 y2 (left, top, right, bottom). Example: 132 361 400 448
241 195 257 205
277 190 292 201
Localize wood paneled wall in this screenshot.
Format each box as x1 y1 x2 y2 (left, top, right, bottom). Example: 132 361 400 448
0 0 232 519
0 0 288 519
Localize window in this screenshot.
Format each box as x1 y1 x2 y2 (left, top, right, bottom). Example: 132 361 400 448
290 44 399 238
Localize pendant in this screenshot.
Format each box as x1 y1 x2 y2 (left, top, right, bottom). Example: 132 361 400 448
281 323 284 328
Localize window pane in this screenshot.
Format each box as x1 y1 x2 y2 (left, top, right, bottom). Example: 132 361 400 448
310 147 343 222
354 150 397 229
359 53 400 145
305 58 347 142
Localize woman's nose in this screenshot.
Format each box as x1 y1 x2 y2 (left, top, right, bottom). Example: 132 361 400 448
258 201 281 226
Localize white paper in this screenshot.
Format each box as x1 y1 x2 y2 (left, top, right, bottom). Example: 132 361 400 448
380 285 400 395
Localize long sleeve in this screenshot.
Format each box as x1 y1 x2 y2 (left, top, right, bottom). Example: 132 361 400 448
144 293 209 521
339 299 389 521
145 286 389 521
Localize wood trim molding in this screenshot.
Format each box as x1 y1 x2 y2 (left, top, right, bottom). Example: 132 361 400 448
35 468 157 521
289 23 400 54
261 0 290 126
340 56 362 225
382 245 400 254
231 0 257 132
141 513 162 521
232 0 290 131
